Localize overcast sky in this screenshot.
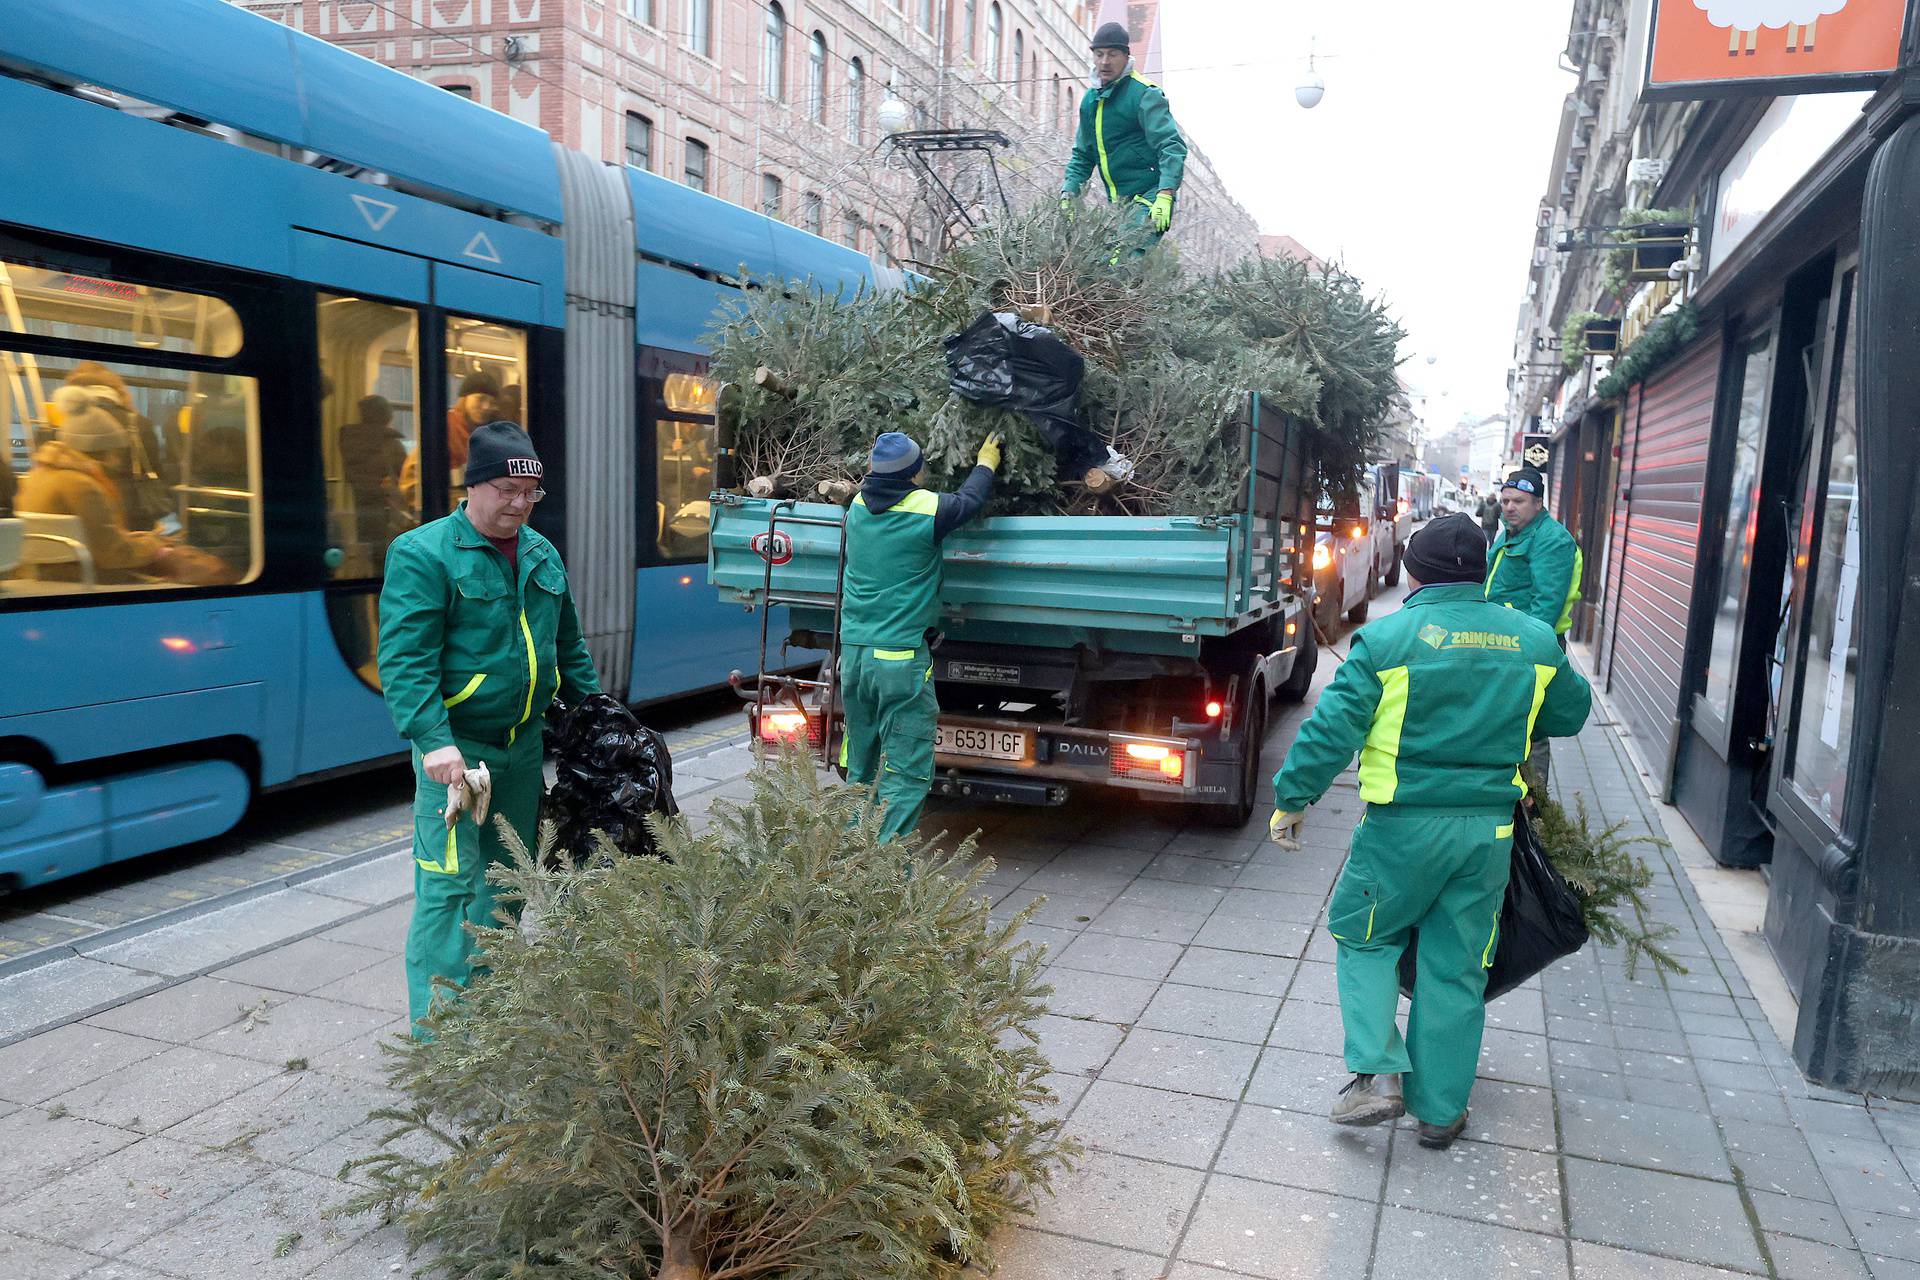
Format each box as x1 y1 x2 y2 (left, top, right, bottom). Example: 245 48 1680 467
1158 1 1581 429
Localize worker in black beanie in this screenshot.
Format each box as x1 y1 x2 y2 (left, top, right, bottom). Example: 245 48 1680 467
1062 18 1188 246
1267 511 1589 1148
377 417 602 1034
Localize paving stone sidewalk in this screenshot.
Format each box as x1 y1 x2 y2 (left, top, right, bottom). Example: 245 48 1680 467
5 666 1920 1277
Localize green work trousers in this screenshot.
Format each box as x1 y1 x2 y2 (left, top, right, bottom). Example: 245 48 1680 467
840 642 939 844
1328 804 1513 1126
404 733 545 1033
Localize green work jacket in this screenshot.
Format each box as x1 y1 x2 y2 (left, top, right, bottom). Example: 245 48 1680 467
1271 583 1592 814
1486 509 1582 635
842 489 943 649
377 504 600 754
1063 70 1188 203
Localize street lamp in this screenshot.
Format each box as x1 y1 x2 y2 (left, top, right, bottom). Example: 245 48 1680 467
1296 41 1326 109
877 93 912 134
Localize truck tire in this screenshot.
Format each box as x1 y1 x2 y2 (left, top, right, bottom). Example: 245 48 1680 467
1384 546 1403 588
1199 684 1266 828
1277 617 1317 703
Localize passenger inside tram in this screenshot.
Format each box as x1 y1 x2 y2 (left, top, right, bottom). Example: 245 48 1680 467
339 393 408 552
447 369 499 475
15 384 173 584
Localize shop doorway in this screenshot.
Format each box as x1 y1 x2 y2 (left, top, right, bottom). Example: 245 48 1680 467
1673 253 1852 867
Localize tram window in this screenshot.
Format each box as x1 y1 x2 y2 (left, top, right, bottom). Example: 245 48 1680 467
654 371 719 561
444 317 529 506
318 294 421 580
2 353 262 596
0 258 242 358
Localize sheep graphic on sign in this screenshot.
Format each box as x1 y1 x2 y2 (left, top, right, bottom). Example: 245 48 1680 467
1694 0 1849 55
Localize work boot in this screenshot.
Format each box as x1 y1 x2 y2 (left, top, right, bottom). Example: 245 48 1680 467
1417 1112 1469 1149
1330 1073 1404 1126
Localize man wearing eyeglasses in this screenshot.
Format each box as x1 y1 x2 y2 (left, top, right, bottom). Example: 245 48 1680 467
377 420 601 1032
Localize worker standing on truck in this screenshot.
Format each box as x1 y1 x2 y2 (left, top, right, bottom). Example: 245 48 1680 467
1267 514 1591 1148
1485 465 1582 784
1061 22 1189 250
377 422 602 1033
840 430 1000 842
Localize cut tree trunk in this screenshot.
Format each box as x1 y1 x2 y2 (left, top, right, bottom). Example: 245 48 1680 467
753 366 797 398
658 1236 705 1280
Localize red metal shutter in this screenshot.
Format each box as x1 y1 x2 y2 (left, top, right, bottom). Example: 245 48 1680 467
1597 335 1721 787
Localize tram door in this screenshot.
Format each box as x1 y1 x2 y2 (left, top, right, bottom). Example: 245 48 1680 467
302 246 546 775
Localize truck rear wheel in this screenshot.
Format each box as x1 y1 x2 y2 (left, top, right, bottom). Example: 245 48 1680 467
1277 618 1317 703
1197 682 1265 828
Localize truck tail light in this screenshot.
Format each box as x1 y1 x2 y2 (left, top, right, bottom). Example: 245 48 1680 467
1205 700 1223 719
1349 524 1366 540
1114 741 1187 784
757 708 820 746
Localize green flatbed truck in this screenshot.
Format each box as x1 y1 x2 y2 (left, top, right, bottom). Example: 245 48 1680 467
708 394 1322 825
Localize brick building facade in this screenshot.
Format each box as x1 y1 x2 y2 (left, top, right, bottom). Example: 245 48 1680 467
234 0 1258 270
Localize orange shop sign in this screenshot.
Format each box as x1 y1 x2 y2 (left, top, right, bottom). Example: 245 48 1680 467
1645 0 1910 99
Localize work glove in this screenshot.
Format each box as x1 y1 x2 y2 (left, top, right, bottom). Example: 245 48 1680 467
1059 193 1075 216
977 431 1003 472
1149 191 1174 233
442 762 493 830
1269 808 1304 851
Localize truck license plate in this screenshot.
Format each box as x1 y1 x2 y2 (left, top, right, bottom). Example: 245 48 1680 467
937 725 1029 762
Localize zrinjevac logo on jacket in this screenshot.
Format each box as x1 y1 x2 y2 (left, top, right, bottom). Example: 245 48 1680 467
1419 624 1450 649
1420 624 1522 653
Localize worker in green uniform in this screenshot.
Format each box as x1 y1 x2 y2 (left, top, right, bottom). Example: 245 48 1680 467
1485 465 1582 784
1268 515 1591 1148
377 422 600 1032
1061 22 1189 247
840 429 999 842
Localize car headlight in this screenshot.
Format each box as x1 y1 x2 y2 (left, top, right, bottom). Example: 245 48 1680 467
1312 543 1333 572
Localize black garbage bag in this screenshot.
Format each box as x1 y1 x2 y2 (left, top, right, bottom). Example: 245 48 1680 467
1397 801 1589 1003
543 693 679 865
944 311 1106 474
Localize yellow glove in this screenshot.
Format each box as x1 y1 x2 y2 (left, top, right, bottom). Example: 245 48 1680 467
1059 193 1076 218
1269 809 1304 851
1149 191 1174 233
977 431 1003 472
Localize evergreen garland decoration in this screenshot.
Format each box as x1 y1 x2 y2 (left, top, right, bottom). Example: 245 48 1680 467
710 203 1403 516
1594 303 1700 401
338 753 1072 1280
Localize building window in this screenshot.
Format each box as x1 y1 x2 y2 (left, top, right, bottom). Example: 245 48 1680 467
761 172 783 218
841 210 861 250
687 0 711 56
1013 31 1023 90
846 56 865 142
963 0 976 58
1029 51 1038 106
803 193 823 236
1052 72 1061 128
683 137 709 192
442 84 474 99
630 0 654 24
625 112 653 171
762 2 787 101
986 3 1002 79
808 30 828 123
918 0 934 32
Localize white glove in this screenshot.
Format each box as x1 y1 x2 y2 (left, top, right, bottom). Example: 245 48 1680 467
1269 809 1305 851
442 762 493 829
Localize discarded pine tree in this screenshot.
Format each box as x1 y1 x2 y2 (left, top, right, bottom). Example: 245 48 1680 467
339 753 1072 1280
711 203 1404 516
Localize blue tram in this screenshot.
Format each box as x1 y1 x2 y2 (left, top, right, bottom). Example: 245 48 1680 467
0 0 880 888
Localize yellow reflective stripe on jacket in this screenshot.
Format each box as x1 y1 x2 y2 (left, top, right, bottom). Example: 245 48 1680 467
874 648 917 660
507 609 538 745
852 490 938 516
1513 663 1558 795
442 674 486 708
1484 547 1507 598
1559 546 1585 633
1356 665 1411 803
1496 823 1515 840
1095 98 1118 200
418 825 460 875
